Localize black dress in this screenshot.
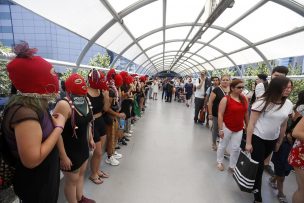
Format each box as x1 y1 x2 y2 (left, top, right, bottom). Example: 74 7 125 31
61 100 93 172
3 105 60 203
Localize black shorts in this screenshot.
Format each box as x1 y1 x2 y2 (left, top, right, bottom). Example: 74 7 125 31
186 93 192 100
272 140 293 177
93 116 106 142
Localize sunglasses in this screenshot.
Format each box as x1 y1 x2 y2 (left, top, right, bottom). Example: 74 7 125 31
235 86 244 89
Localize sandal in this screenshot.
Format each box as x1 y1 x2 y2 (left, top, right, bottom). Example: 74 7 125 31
217 163 225 171
89 176 103 185
98 170 110 178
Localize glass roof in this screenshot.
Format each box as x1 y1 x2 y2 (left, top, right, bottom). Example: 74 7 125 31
12 0 304 76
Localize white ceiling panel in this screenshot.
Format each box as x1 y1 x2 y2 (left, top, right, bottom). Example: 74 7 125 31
145 45 163 57
107 0 138 13
138 31 163 50
213 0 261 28
210 57 234 69
165 42 184 53
197 46 222 60
167 0 207 25
123 0 162 38
134 54 149 66
189 54 205 63
166 27 191 41
257 32 304 60
231 2 304 43
203 63 214 71
229 48 262 66
198 28 221 43
210 32 247 53
96 23 133 54
13 0 112 39
123 44 142 60
189 43 203 53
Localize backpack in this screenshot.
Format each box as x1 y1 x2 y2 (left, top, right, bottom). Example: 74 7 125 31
0 106 17 192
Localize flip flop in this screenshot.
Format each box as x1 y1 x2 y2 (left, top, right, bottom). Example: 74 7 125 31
89 176 103 185
98 170 110 178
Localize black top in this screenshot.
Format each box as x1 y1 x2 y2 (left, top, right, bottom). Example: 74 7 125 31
61 100 93 172
212 87 226 117
87 92 104 115
3 105 60 203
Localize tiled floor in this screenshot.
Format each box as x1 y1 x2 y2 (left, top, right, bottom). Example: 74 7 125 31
58 99 297 203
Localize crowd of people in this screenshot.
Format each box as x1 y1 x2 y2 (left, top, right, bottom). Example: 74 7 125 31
143 68 304 203
0 42 150 203
0 42 304 203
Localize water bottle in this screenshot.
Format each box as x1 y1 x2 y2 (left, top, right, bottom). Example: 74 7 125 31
119 118 125 130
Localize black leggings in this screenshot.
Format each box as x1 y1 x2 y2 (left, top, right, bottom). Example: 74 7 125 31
251 134 276 202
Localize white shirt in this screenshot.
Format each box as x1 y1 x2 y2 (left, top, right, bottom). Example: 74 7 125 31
252 99 293 140
255 83 265 98
194 78 205 98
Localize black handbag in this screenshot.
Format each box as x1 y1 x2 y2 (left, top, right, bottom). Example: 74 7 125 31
233 151 259 193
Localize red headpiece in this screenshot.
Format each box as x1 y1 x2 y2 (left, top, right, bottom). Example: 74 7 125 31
65 73 87 96
125 75 134 85
88 69 105 89
119 71 128 82
114 74 123 87
7 42 59 95
106 68 116 82
139 76 147 83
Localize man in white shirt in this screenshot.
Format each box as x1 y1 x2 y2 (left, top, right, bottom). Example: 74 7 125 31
194 71 211 123
254 66 289 176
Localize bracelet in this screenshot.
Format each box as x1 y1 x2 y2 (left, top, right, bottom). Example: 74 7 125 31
55 125 64 130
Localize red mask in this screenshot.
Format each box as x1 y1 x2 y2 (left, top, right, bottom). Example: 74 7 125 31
88 69 105 89
65 73 87 96
7 56 59 94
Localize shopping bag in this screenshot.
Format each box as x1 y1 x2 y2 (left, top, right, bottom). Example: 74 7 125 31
240 129 246 151
199 107 206 123
233 151 258 193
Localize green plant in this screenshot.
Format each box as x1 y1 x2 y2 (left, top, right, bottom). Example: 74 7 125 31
89 52 110 68
0 44 12 96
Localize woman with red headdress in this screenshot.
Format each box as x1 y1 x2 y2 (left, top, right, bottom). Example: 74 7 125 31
87 69 110 184
3 41 65 203
53 73 95 203
103 69 126 166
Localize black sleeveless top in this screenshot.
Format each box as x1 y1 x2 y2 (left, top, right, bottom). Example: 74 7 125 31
61 99 93 172
3 105 60 203
87 92 104 115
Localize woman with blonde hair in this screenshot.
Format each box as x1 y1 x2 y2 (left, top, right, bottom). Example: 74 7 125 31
208 75 230 151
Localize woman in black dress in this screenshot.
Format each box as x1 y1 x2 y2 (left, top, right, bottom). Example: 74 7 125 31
54 73 95 203
3 42 65 203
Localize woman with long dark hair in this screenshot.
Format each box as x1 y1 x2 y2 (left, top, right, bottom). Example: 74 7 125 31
3 42 65 202
216 79 249 171
246 76 293 203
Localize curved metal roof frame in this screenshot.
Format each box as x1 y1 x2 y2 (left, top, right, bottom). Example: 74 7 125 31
139 50 216 71
150 62 193 75
105 0 304 75
136 39 239 74
144 54 204 70
12 0 304 76
140 54 208 75
146 57 200 75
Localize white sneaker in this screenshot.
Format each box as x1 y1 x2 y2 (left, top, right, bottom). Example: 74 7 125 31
128 130 134 134
105 156 120 166
114 151 122 159
125 133 132 137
